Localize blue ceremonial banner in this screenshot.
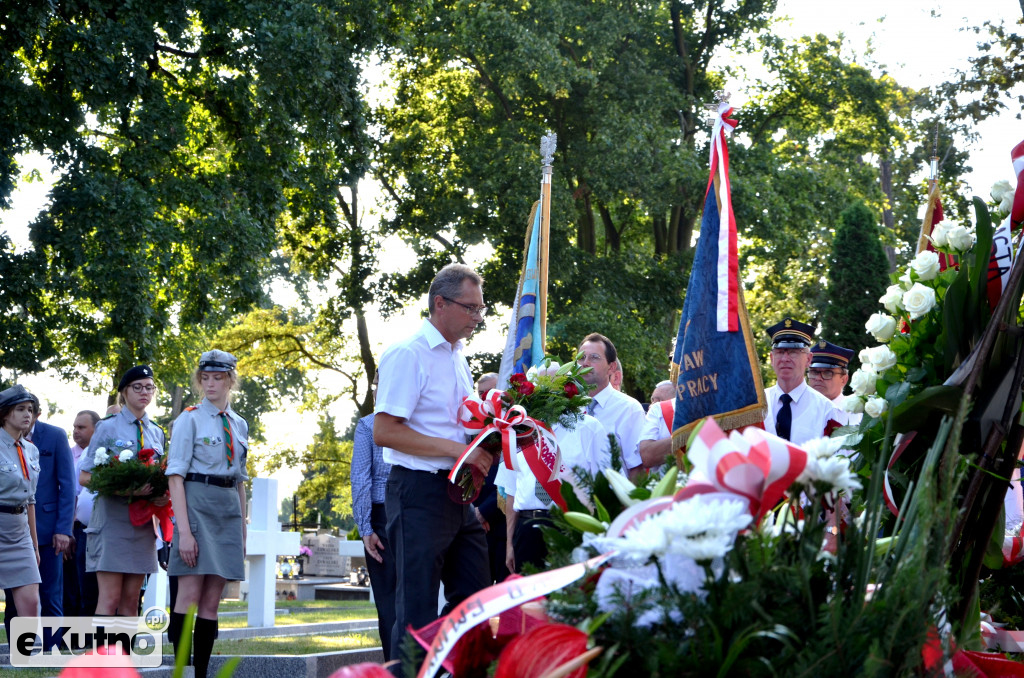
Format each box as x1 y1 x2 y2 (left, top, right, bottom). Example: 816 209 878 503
498 202 545 386
670 174 765 449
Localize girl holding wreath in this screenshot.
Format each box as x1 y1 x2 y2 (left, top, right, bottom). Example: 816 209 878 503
165 350 249 677
79 365 168 617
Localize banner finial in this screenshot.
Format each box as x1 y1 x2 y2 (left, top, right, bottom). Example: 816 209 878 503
540 131 557 167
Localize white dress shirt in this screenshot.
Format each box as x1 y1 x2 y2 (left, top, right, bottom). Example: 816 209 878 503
375 319 474 472
588 385 646 470
496 416 611 510
639 400 674 443
74 452 95 526
764 380 836 445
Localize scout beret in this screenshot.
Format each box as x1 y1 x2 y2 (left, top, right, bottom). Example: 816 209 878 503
0 385 36 411
118 365 155 391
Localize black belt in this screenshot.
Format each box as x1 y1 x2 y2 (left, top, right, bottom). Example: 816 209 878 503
185 472 236 488
393 465 450 477
74 520 86 530
519 509 551 520
0 504 27 514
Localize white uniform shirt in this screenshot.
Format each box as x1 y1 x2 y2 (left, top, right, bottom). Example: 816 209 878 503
764 381 836 445
496 416 611 510
375 319 474 472
639 401 674 443
588 385 646 470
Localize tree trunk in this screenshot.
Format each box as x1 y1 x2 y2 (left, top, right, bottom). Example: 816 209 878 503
598 202 620 252
170 384 184 419
653 215 667 255
878 156 898 272
579 192 597 254
354 308 376 416
676 207 695 254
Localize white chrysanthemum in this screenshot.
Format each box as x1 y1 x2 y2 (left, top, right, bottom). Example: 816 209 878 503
118 449 134 462
93 447 109 464
798 454 862 497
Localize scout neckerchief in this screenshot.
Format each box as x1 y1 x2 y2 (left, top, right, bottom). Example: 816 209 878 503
219 410 234 468
15 440 29 480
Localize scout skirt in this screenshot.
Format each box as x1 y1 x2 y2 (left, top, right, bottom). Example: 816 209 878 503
0 511 41 589
86 495 158 574
168 480 244 580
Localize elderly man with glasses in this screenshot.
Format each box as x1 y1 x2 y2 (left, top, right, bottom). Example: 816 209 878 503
808 341 862 426
763 318 840 445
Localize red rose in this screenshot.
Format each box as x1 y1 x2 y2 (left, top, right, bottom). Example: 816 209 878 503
518 381 535 396
564 382 579 397
509 373 527 385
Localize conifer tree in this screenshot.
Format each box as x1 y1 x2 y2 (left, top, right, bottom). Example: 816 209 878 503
820 202 890 365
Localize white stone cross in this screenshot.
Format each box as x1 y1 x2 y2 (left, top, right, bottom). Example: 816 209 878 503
142 564 169 612
245 477 300 627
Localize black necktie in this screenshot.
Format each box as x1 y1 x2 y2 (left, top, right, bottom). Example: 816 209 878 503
776 393 793 441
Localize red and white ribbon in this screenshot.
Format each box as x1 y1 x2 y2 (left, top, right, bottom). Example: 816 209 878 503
678 417 807 522
414 553 613 678
1011 138 1024 230
707 102 740 333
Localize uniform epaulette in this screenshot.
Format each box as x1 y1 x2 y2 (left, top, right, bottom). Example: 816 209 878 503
101 413 116 420
184 406 198 412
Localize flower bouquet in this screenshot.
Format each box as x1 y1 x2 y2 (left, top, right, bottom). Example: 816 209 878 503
449 355 592 504
88 447 169 499
90 447 174 540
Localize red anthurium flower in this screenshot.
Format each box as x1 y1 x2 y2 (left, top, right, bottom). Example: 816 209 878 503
494 623 591 678
326 663 393 678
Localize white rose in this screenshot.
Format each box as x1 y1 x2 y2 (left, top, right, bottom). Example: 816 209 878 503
118 449 135 462
910 250 940 281
864 313 897 342
864 396 888 419
858 348 872 366
93 447 109 464
899 270 914 290
865 345 898 372
879 284 905 314
902 283 937 320
992 180 1015 213
929 221 950 247
946 224 976 253
843 396 866 414
850 369 878 396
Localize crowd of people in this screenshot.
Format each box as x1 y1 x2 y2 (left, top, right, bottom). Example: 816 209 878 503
0 261 860 675
0 350 248 678
352 263 860 674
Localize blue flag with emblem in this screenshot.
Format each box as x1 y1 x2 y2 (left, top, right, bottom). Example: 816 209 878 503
498 202 545 385
670 103 766 449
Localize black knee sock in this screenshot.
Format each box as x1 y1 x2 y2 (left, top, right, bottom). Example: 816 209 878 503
192 616 218 678
168 611 192 665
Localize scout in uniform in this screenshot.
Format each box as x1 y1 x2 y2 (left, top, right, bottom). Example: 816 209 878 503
808 340 862 426
0 386 42 627
79 365 168 616
763 318 839 445
165 350 249 678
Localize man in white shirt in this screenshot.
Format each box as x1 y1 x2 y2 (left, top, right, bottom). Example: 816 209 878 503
763 318 839 445
808 341 862 427
68 410 100 616
497 416 610 572
374 263 493 668
578 333 646 478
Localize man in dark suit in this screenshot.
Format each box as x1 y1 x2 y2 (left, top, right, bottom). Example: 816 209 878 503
5 399 75 643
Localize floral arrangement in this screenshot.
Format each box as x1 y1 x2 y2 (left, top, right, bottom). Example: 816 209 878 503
87 446 168 499
506 354 593 429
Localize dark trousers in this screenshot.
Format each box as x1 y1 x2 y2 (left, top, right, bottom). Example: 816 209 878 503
386 465 490 668
73 522 98 616
513 509 552 572
366 502 396 661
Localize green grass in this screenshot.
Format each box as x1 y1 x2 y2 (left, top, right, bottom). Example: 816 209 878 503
165 631 381 656
218 606 376 629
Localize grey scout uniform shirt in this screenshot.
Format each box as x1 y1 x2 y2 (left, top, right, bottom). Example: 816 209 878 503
81 409 166 473
0 429 40 506
165 399 249 481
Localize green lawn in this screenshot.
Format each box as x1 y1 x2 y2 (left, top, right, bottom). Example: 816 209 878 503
165 631 381 656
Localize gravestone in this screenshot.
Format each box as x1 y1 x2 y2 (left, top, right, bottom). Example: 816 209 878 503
246 477 300 627
301 533 349 577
